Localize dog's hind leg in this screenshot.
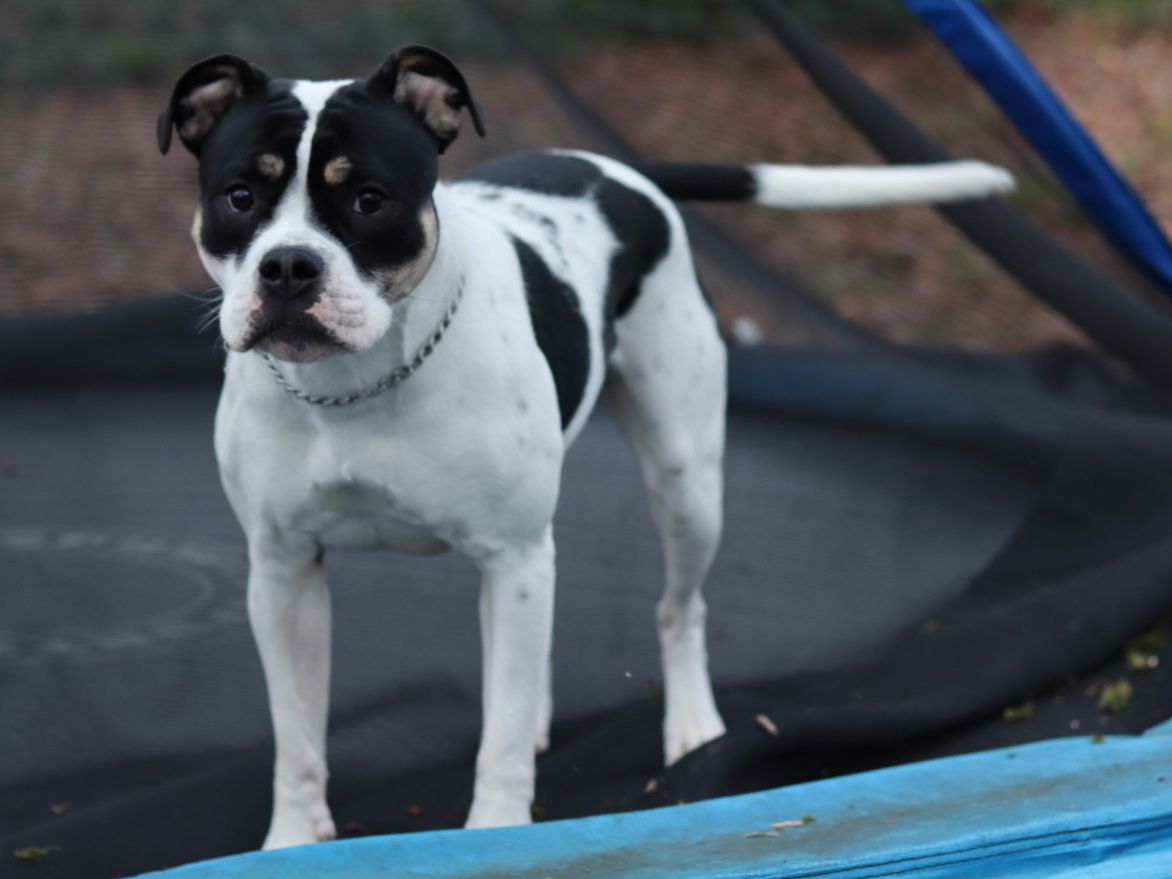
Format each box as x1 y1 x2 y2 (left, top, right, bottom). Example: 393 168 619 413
247 541 336 850
605 242 728 767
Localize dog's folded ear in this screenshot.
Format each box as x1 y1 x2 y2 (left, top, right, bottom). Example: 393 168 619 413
158 56 270 156
369 45 486 153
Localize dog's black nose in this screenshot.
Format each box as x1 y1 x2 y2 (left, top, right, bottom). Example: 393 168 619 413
258 246 325 300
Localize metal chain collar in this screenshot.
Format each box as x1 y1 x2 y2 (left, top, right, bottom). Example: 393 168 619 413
262 281 463 407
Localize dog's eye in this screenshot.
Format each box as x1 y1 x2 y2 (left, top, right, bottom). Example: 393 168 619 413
225 185 254 213
353 189 386 216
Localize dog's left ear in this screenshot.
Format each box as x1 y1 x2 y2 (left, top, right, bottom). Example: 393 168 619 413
370 45 486 153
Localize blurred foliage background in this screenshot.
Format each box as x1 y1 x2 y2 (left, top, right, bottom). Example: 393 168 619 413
1 0 1169 351
3 0 1169 86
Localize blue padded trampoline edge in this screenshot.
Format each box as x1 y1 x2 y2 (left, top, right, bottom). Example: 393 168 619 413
1146 716 1172 736
131 723 1172 879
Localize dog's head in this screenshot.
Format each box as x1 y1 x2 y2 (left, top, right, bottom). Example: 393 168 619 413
159 47 485 362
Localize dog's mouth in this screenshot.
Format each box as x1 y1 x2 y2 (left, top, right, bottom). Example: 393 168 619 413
243 313 351 363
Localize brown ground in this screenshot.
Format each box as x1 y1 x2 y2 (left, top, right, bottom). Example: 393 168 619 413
2 10 1169 350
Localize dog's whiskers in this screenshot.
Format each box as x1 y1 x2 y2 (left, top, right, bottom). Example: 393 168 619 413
170 285 222 303
196 310 222 334
193 289 225 334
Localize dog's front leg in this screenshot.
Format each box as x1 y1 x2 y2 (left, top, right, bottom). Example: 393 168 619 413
247 541 336 850
465 529 555 829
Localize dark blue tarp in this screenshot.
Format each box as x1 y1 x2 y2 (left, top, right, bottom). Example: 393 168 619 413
903 0 1172 297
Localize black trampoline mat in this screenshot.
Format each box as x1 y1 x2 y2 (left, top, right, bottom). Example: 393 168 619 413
3 302 1172 877
0 388 1016 772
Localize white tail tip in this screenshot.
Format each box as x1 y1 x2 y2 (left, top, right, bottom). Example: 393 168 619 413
752 160 1016 210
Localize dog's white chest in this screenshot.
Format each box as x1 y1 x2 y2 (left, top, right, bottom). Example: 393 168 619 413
215 385 461 557
297 476 450 555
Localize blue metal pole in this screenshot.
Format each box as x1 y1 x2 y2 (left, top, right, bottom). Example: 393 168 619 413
904 0 1172 297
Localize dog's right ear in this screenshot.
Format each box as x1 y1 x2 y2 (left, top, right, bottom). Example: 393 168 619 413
158 56 269 156
368 45 486 154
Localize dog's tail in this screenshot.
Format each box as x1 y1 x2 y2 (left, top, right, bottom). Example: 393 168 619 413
631 160 1014 209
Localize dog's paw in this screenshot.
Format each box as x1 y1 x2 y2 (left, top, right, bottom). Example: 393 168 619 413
261 810 337 850
465 794 533 829
663 700 727 767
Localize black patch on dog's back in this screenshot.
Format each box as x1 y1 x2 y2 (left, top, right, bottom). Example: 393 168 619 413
461 153 671 352
461 152 599 198
512 237 589 430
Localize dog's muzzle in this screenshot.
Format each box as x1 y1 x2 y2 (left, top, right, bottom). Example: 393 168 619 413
241 246 349 362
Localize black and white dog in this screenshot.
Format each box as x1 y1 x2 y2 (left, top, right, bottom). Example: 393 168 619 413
158 46 1012 849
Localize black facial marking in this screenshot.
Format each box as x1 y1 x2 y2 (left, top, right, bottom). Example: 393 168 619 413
306 81 439 287
460 153 670 352
512 237 589 430
195 80 306 259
